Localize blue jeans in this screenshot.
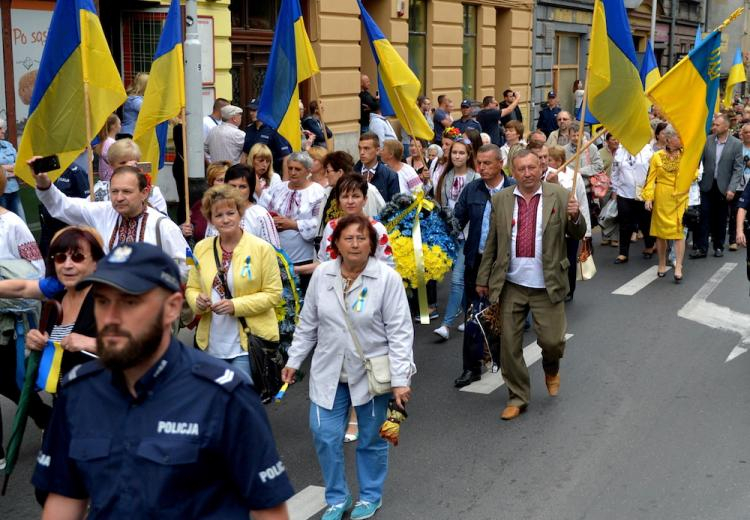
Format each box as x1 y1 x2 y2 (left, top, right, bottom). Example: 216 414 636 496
310 384 390 505
227 354 253 385
0 191 25 220
442 240 465 327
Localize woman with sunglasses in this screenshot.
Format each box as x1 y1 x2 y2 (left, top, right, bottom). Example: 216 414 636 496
0 226 105 371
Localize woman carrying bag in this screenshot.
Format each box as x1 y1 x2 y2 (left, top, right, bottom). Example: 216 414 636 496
186 185 282 381
282 214 415 520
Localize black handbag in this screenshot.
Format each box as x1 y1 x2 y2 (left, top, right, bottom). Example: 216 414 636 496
683 205 700 229
212 238 285 403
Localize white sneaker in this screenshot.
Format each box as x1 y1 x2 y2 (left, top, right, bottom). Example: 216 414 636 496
457 323 465 333
433 325 450 340
0 457 6 471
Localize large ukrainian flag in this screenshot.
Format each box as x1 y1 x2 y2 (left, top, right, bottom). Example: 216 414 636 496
133 0 184 178
257 0 318 152
357 0 433 141
14 0 126 185
587 0 652 155
722 48 746 108
647 31 722 195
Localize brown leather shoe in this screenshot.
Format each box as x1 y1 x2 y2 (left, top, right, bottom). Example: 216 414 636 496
545 373 561 396
500 405 524 420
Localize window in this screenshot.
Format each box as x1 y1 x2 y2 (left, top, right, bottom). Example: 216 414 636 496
462 4 477 100
121 11 165 86
230 0 282 30
408 0 427 94
552 33 580 114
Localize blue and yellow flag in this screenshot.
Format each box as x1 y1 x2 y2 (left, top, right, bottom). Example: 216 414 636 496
722 48 746 108
257 0 319 152
695 24 703 48
14 0 126 185
36 341 64 394
587 0 652 155
639 40 661 91
133 0 184 179
647 31 722 195
357 0 433 141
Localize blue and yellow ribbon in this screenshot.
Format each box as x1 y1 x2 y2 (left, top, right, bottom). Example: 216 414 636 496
386 191 433 324
275 247 301 320
240 256 252 279
275 382 289 402
352 287 368 312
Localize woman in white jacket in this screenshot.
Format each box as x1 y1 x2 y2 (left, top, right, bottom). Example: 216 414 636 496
282 214 415 520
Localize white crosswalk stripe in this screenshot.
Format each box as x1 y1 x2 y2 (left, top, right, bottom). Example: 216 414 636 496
612 265 671 295
460 333 574 394
288 485 327 520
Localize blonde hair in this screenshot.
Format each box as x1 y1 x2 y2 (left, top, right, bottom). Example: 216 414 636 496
127 72 149 96
548 145 566 165
248 143 275 185
206 161 231 187
382 139 403 160
107 138 141 165
201 184 246 221
307 146 328 164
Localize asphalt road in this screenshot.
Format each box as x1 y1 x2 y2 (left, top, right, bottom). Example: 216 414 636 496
2 240 750 520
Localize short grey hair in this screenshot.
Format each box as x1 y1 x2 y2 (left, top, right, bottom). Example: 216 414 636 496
287 151 313 171
568 121 581 133
426 143 443 158
0 118 6 130
477 143 503 161
662 124 679 141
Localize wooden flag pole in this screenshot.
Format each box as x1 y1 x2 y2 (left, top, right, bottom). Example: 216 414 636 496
82 82 95 201
180 107 190 223
570 80 590 198
557 127 606 173
309 75 332 151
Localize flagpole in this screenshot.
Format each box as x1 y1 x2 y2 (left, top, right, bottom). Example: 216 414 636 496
650 0 657 47
180 107 190 224
82 83 96 201
557 127 606 173
309 75 331 151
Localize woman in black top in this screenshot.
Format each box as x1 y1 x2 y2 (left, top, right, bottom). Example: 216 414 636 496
0 226 104 374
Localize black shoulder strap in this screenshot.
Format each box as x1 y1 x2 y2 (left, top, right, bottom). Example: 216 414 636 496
212 237 250 333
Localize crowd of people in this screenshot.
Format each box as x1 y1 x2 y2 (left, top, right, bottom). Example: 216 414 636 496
0 69 749 518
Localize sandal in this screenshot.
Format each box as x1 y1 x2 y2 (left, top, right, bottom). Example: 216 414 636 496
344 422 359 443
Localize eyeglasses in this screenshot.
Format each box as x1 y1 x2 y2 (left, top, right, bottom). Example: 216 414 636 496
51 251 89 264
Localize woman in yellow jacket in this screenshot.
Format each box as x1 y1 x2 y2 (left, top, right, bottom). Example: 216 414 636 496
186 184 282 381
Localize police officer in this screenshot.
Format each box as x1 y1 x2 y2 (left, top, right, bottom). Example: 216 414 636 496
241 98 292 173
32 243 293 519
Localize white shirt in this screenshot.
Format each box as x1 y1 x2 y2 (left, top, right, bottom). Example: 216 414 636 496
0 211 45 276
36 183 189 279
205 204 281 249
610 144 654 199
506 186 545 288
207 264 244 359
205 122 245 164
258 181 326 263
202 114 220 141
368 113 397 146
556 169 591 237
396 163 423 194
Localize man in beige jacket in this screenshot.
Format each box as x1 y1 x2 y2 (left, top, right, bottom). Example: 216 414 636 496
476 150 586 420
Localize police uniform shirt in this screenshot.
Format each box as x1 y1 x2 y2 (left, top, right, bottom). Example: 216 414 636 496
33 338 294 518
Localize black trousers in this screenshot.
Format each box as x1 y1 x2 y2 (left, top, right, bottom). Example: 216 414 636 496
697 182 729 251
617 196 655 257
566 237 579 297
461 255 496 373
728 193 742 245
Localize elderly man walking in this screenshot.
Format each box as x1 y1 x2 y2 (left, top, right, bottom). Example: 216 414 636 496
476 150 586 420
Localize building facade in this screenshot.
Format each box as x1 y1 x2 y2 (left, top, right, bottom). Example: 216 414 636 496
228 0 534 155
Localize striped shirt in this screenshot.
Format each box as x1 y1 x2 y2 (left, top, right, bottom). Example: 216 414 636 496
49 323 75 342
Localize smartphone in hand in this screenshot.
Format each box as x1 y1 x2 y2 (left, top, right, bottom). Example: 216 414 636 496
32 155 60 174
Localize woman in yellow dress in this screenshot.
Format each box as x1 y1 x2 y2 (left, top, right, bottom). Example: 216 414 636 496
642 126 694 283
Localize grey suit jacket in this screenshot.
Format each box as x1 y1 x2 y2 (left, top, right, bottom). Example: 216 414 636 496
476 182 587 304
700 135 744 193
